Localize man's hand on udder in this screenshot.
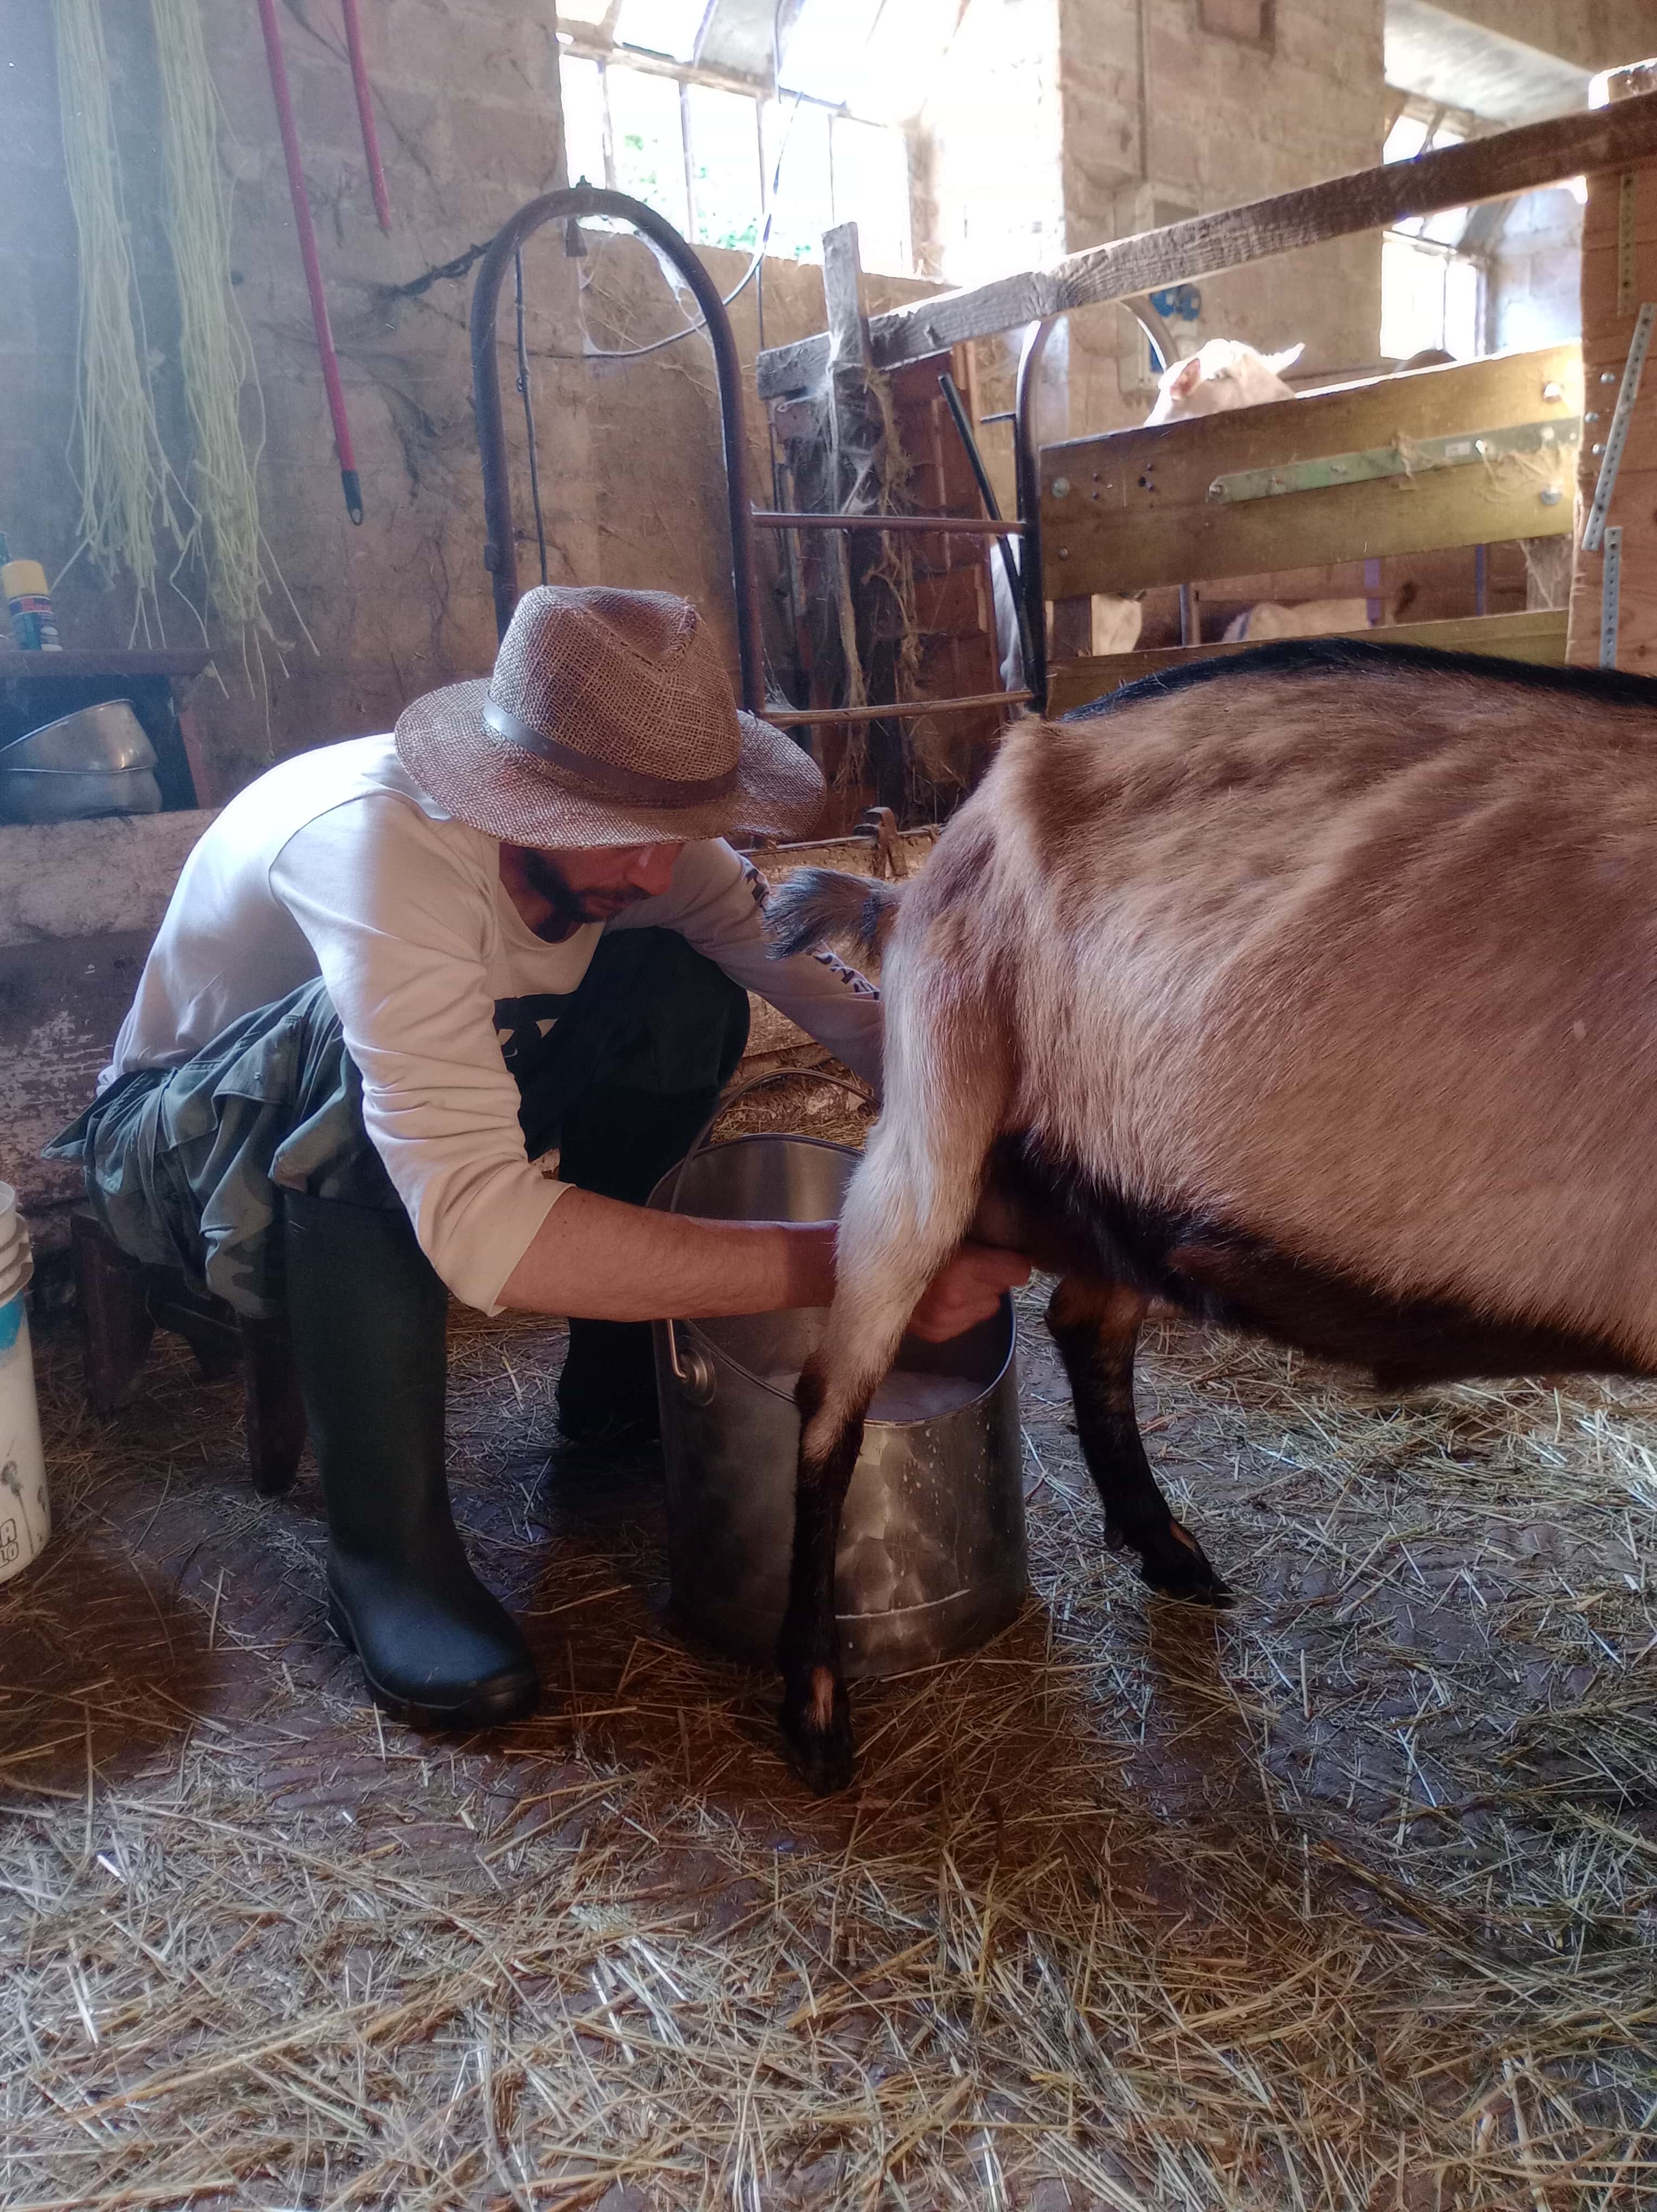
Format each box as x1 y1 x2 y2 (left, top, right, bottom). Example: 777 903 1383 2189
906 1243 1031 1343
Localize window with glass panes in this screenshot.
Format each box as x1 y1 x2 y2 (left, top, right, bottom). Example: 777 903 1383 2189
556 0 917 275
1380 93 1487 362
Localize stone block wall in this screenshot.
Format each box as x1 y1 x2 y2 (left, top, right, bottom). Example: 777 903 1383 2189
1055 0 1386 443
3 0 1636 812
917 0 1067 288
0 3 936 805
0 0 592 800
1491 185 1586 350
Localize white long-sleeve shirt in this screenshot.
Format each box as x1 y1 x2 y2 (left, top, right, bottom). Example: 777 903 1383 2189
106 735 881 1312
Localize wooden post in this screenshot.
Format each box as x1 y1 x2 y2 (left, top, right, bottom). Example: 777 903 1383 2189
1050 599 1093 660
70 1210 155 1417
824 222 874 383
821 223 905 815
1568 62 1657 672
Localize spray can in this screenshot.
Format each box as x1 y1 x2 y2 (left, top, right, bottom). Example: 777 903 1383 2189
2 553 62 651
0 1184 47 1585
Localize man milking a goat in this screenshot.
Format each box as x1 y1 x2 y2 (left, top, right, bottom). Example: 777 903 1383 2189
55 584 1657 1798
48 586 1026 1732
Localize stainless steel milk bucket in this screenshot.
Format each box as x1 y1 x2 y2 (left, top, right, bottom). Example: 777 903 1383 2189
648 1086 1026 1679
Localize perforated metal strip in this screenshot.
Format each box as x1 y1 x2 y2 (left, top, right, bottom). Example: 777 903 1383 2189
1583 301 1654 552
1600 525 1623 670
1618 170 1638 319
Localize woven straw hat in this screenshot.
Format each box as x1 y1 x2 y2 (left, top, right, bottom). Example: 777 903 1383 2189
395 585 826 847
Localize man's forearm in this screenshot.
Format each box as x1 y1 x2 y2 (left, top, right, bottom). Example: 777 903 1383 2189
496 1186 837 1320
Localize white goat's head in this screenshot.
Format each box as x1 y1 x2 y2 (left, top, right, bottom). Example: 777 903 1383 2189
1144 338 1305 424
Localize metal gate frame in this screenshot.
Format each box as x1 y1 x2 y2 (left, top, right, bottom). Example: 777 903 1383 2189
470 185 767 711
470 187 1031 740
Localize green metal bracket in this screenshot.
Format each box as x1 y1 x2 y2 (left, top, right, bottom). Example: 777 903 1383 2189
1207 415 1581 504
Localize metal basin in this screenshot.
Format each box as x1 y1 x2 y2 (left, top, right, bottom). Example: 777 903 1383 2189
649 1131 1027 1679
0 701 162 823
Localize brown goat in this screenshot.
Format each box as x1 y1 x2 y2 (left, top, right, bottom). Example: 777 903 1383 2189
765 638 1657 1794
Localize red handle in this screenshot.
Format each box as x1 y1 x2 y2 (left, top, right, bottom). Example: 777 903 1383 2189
254 0 364 521
340 0 392 233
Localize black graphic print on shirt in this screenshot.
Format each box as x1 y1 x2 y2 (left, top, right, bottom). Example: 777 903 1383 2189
493 992 580 1073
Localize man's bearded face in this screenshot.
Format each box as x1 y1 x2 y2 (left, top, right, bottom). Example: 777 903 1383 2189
518 842 684 931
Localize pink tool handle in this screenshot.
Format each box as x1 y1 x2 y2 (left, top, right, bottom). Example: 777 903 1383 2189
254 0 364 522
340 0 392 233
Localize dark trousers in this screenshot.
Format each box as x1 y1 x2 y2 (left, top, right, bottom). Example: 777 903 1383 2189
513 930 751 1425
514 928 749 1206
50 930 750 1329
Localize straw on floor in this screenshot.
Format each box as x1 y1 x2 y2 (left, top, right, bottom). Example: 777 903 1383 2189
3 1107 1654 2207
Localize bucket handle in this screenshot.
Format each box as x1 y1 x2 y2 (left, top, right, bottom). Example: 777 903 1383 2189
661 1067 873 1386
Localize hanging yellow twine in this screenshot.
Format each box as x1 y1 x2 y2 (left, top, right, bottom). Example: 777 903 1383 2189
53 0 188 634
151 0 282 643
55 0 301 677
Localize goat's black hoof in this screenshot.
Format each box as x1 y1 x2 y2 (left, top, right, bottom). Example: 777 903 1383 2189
779 1669 856 1796
1135 1518 1232 1608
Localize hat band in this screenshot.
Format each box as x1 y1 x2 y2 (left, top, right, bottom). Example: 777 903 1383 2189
484 698 737 808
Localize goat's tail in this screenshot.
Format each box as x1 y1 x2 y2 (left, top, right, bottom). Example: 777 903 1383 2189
764 869 905 962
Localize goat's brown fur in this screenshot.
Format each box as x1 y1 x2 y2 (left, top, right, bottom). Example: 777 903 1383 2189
1003 667 1657 1361
851 654 1657 1364
769 640 1657 1791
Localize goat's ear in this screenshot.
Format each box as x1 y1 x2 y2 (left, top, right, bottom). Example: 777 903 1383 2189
1167 355 1204 400
1262 342 1305 375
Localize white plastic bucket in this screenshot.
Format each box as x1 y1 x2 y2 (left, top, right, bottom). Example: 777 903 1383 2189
0 1184 47 1585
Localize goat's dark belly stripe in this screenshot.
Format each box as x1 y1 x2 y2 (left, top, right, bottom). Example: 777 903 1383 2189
993 1136 1647 1390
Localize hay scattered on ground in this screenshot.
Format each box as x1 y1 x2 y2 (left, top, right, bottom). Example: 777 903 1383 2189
3 1226 1654 2205
709 1066 877 1155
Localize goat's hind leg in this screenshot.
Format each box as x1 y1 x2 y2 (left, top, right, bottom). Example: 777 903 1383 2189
778 1361 871 1795
1046 1277 1229 1605
780 1104 995 1791
780 1199 948 1792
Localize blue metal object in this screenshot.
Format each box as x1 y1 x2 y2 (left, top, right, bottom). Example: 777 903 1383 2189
1149 283 1202 322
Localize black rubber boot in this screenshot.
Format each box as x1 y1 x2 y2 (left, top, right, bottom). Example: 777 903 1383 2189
282 1191 539 1729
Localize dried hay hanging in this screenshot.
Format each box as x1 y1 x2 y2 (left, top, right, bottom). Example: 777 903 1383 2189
53 0 191 638
151 0 299 676
798 351 928 808
54 0 303 683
